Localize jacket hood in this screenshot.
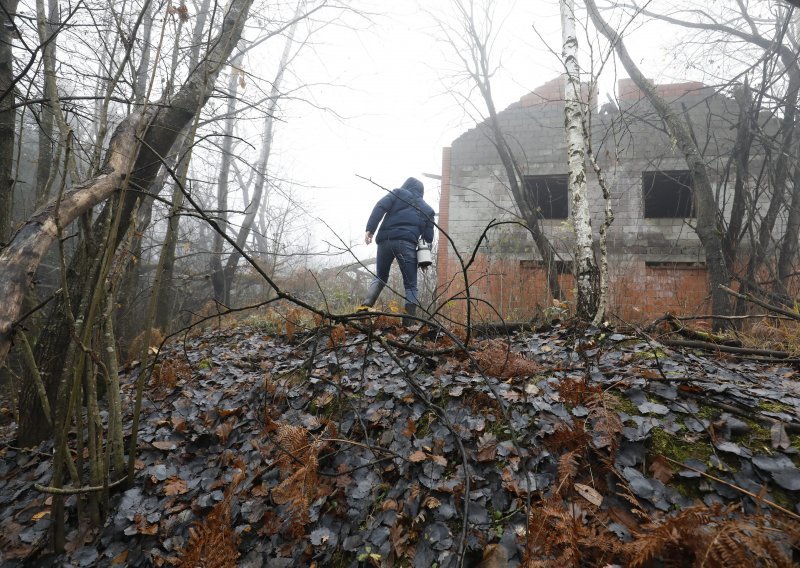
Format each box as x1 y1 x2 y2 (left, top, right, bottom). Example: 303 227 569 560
401 177 424 197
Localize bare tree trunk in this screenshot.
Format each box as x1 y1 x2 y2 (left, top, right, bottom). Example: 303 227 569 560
561 0 598 321
0 0 20 245
134 1 153 106
778 152 800 287
34 0 60 206
210 51 243 304
722 81 755 269
586 0 731 328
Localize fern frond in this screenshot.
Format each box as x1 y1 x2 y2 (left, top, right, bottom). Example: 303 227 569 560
175 471 242 568
555 450 580 497
586 391 623 455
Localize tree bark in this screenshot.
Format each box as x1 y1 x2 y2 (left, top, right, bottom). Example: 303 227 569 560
722 82 755 270
586 0 731 328
34 0 60 206
560 0 599 321
778 151 800 287
0 0 19 245
210 51 243 304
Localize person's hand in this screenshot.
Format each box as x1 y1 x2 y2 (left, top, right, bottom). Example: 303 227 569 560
365 232 373 245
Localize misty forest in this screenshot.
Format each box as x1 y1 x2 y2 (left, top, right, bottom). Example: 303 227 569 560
1 0 800 566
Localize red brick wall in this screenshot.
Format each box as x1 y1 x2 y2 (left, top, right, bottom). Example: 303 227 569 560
435 251 713 324
515 75 597 109
617 78 706 101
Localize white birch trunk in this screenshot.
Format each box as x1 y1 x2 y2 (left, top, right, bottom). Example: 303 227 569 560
561 0 599 321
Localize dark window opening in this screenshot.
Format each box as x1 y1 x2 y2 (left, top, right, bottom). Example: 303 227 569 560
643 171 694 218
525 175 568 219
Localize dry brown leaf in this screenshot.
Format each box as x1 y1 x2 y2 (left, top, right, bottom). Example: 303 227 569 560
164 478 189 496
314 392 334 407
477 444 496 462
134 514 159 535
151 440 177 451
430 454 447 467
402 418 417 437
171 416 187 433
216 420 236 444
423 496 442 509
648 455 674 484
574 483 603 507
408 450 427 463
218 407 240 419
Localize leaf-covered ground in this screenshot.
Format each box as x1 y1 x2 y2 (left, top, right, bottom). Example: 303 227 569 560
1 321 800 567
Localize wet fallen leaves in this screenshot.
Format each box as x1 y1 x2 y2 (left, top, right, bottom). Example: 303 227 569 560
1 323 799 566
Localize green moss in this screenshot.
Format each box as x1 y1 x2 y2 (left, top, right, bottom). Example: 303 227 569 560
695 405 718 420
791 435 800 466
648 427 712 463
731 419 771 452
244 314 282 334
670 477 704 500
197 358 213 370
627 348 669 361
414 410 435 439
758 399 793 413
611 396 639 418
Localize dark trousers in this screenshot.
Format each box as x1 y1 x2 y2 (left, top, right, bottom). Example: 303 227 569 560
371 239 418 306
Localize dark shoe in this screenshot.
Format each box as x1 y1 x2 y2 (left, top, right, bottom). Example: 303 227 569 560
361 281 384 309
402 303 417 327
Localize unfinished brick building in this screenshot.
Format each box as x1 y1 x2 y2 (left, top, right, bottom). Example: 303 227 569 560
435 77 753 322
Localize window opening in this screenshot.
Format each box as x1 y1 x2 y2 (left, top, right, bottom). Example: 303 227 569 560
643 171 694 218
524 175 568 219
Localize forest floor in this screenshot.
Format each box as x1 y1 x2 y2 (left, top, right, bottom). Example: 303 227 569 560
1 317 800 567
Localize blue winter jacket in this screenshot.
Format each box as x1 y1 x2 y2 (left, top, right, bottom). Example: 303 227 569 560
366 177 435 245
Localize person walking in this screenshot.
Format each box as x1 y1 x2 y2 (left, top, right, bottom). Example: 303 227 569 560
360 177 435 326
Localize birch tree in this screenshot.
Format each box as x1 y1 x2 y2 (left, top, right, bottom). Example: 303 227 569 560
560 0 599 321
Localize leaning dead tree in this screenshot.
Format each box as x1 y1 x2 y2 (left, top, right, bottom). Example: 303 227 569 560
0 0 255 395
